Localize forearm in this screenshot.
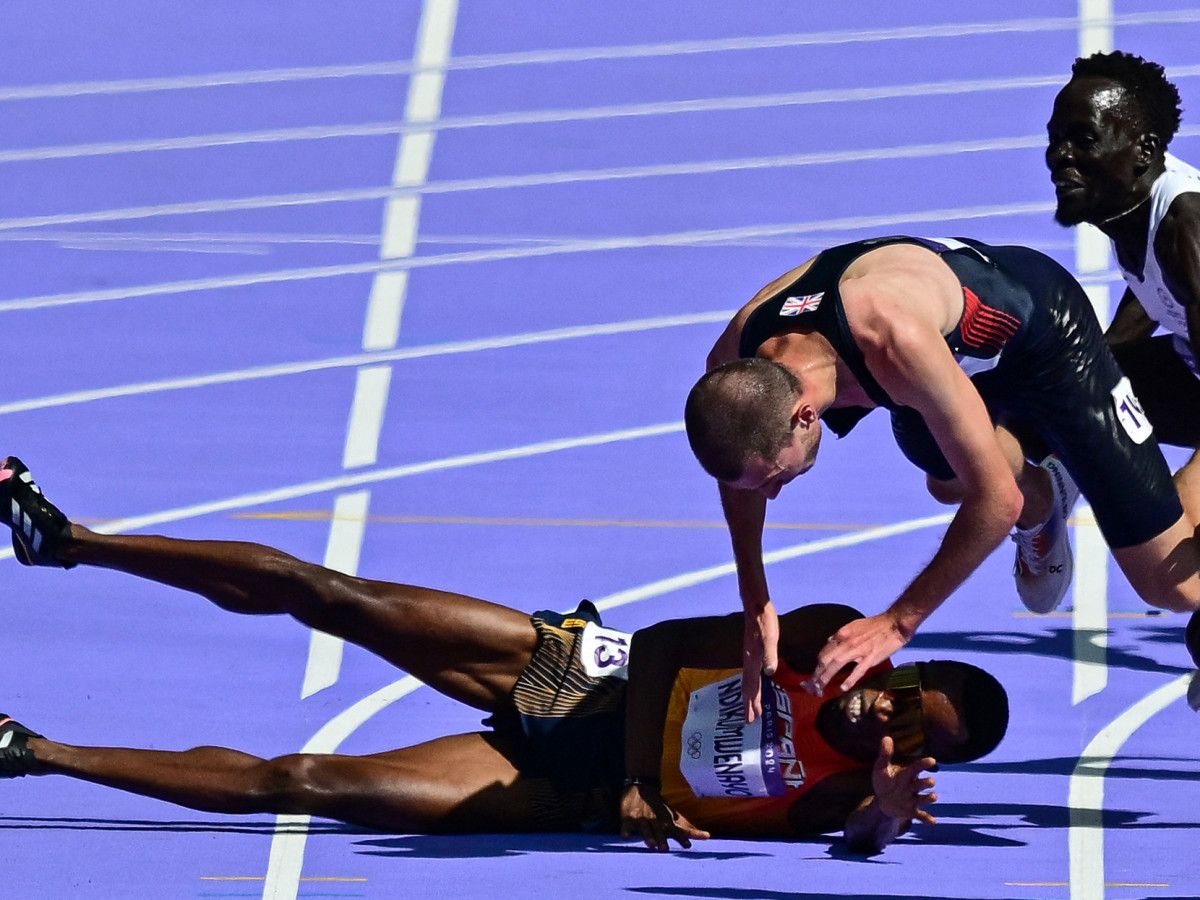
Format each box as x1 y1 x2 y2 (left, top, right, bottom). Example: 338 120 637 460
843 797 909 854
887 492 1018 635
1105 289 1155 343
624 629 675 781
719 482 770 612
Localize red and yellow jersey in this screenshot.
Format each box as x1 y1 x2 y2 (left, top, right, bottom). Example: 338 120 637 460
660 659 888 837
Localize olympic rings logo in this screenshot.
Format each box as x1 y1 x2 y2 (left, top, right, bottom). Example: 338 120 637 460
687 732 703 759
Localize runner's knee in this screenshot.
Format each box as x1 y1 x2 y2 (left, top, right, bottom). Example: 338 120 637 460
249 754 327 814
926 475 963 505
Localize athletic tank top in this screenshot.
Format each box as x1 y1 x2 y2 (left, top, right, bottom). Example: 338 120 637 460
737 236 1030 435
659 659 887 836
1114 153 1200 352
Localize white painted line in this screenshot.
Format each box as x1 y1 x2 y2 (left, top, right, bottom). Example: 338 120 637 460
1068 5 1115 894
0 311 732 415
593 512 954 611
362 271 409 351
1072 505 1109 704
262 674 427 899
342 367 393 469
0 133 1054 233
7 11 1200 103
1078 0 1114 56
379 196 421 260
301 491 371 699
8 121 1200 237
1069 673 1188 900
52 422 679 542
277 1 457 893
0 73 1084 166
393 130 436 185
1070 0 1113 705
0 198 1057 314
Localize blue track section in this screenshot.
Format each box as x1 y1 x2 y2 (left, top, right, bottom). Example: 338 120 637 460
5 2 1200 897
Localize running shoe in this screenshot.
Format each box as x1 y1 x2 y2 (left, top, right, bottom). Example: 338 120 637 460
0 715 40 777
1012 456 1081 614
0 457 74 568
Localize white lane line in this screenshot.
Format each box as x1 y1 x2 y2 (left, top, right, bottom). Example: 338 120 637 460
1068 3 1115 894
305 0 456 725
0 133 1055 232
1068 674 1189 900
14 120 1200 234
263 673 427 899
7 10 1200 102
0 423 685 565
593 512 954 612
0 199 1057 314
1070 0 1112 706
16 61 1200 169
0 72 1083 166
0 311 731 415
341 366 393 469
301 491 371 699
1072 507 1109 705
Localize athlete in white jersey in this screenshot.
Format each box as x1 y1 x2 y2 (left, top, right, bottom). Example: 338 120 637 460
1047 50 1200 677
1114 153 1200 344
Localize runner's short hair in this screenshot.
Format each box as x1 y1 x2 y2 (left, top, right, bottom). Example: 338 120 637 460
1072 50 1183 146
685 358 801 481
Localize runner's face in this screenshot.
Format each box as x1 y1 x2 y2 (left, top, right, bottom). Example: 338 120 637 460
729 427 822 499
817 668 965 763
1046 78 1146 226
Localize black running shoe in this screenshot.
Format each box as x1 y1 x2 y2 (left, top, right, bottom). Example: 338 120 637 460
0 457 74 568
0 715 41 777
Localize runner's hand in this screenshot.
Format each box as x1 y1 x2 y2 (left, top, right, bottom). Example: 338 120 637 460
807 612 909 694
619 783 710 851
871 736 938 826
742 601 779 722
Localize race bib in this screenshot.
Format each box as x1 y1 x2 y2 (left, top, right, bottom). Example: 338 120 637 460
1111 376 1153 445
678 674 804 798
578 623 631 680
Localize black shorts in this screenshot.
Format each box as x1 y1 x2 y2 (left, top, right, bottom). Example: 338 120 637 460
890 244 1182 549
1110 334 1200 448
484 600 627 831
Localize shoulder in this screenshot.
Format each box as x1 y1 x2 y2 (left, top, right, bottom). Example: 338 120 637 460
707 256 819 368
778 604 862 672
1155 193 1200 298
839 245 963 340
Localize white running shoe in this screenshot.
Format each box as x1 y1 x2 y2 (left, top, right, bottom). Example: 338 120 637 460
1012 456 1081 614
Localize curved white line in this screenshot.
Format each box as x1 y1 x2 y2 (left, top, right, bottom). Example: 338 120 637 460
593 512 954 612
257 510 955 896
1068 674 1188 899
